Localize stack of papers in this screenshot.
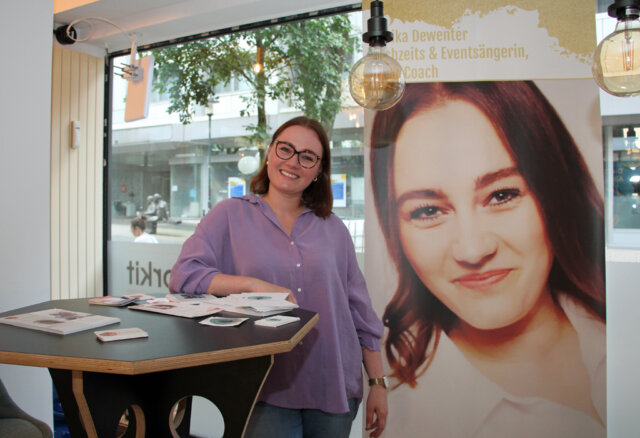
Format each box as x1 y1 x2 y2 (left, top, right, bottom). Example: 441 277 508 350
214 293 297 317
88 296 138 307
166 293 208 304
0 308 120 335
129 302 222 318
122 294 156 302
89 294 156 307
166 293 297 317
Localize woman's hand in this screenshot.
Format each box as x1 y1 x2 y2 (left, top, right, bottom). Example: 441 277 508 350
365 384 388 438
362 347 388 437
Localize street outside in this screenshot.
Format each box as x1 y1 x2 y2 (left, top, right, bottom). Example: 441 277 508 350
111 216 364 251
111 217 198 244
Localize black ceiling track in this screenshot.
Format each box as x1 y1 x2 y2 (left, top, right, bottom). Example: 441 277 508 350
109 3 361 59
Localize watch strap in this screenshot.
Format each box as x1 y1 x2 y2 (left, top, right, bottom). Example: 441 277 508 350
368 376 389 389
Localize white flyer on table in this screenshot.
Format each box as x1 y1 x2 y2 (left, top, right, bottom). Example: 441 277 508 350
224 293 297 311
95 327 149 342
199 316 249 327
129 302 222 318
255 315 301 328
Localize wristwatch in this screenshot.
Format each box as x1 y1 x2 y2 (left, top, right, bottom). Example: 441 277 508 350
368 376 389 390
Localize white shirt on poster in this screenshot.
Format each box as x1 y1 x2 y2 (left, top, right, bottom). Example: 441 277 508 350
386 295 606 438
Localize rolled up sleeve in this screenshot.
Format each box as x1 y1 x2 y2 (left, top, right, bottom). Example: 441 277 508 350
168 207 227 293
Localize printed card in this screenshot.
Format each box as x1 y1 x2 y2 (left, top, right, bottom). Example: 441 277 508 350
199 316 249 327
95 327 149 342
254 315 301 327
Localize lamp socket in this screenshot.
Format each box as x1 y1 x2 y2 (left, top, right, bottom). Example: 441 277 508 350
54 25 77 45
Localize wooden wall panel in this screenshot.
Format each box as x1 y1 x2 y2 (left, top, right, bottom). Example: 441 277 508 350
51 46 104 299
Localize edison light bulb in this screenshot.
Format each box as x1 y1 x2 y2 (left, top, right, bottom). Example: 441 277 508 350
349 45 405 110
348 0 404 111
593 5 640 97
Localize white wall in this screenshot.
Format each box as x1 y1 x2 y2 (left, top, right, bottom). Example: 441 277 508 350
0 0 54 428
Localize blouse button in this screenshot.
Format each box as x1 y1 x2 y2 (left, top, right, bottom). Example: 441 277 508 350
296 263 301 268
290 241 295 246
297 288 302 292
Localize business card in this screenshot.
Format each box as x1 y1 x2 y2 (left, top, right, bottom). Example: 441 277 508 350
199 316 249 327
95 327 149 342
254 315 300 327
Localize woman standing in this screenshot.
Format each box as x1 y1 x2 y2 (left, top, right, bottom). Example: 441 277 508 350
170 116 387 438
370 81 605 437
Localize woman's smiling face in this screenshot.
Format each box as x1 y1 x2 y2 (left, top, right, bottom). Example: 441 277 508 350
393 100 554 330
266 125 323 197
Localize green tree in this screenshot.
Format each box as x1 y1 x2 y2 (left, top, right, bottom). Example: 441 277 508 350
276 16 355 139
152 14 355 147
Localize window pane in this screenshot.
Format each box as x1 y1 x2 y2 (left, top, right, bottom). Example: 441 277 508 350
107 11 364 295
612 128 640 229
603 120 640 248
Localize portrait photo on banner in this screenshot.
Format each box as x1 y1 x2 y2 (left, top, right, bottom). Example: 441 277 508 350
364 79 606 438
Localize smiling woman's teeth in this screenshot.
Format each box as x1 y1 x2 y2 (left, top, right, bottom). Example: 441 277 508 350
281 170 298 179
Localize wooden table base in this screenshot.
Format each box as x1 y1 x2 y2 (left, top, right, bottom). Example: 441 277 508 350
50 355 273 438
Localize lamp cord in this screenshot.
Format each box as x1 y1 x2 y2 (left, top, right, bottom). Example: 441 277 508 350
64 16 133 46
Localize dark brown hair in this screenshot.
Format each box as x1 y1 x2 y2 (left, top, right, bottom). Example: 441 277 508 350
370 81 605 387
130 215 147 231
250 116 333 218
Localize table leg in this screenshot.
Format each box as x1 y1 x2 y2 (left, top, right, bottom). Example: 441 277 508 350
50 368 158 438
50 355 273 438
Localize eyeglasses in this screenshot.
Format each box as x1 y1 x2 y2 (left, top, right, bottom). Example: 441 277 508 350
273 140 322 169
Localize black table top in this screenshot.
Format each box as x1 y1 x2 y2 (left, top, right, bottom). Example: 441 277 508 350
0 299 317 375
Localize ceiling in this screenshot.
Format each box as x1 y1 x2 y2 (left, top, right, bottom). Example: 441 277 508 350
54 0 359 57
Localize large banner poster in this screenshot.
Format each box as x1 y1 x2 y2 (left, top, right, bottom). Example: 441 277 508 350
364 1 606 437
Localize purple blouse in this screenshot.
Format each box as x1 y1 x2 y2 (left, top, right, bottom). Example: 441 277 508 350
169 194 383 413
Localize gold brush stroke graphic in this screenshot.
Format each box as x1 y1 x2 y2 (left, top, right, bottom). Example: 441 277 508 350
366 0 596 60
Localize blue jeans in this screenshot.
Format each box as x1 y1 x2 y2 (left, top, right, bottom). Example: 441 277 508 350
244 398 359 438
